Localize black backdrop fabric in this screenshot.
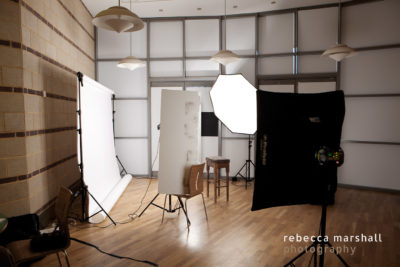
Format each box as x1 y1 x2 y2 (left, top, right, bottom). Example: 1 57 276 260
252 90 345 211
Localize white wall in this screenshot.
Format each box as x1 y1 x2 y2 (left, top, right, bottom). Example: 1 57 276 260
97 24 149 176
338 0 400 190
96 0 400 190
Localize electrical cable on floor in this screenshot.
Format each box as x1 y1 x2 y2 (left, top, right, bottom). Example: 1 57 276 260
69 177 154 229
126 137 161 218
70 237 158 266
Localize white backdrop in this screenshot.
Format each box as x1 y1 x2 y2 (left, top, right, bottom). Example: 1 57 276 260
79 75 132 223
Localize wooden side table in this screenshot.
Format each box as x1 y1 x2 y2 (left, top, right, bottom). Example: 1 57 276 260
206 156 230 203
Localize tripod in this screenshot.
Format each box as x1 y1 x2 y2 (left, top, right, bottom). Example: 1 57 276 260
139 193 191 227
283 183 349 267
234 135 255 189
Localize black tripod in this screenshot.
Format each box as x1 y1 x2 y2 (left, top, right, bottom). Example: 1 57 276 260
138 193 191 227
283 184 349 267
234 135 255 189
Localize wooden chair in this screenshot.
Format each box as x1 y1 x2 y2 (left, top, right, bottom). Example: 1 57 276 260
181 163 208 220
6 187 73 267
164 163 208 227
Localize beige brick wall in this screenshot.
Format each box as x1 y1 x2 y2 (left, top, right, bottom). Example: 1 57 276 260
0 0 95 217
0 0 21 43
0 0 28 217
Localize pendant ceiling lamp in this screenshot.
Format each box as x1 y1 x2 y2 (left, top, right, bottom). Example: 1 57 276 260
322 0 356 62
117 56 145 71
210 0 240 65
322 43 356 62
117 1 145 71
92 0 144 33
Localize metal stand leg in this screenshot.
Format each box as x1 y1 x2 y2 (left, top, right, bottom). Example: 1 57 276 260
64 250 71 267
116 155 128 176
201 193 208 220
139 193 160 217
56 253 62 266
162 194 167 223
86 190 116 225
177 196 191 227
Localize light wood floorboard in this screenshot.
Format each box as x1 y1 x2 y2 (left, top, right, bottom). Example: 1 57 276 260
32 178 400 267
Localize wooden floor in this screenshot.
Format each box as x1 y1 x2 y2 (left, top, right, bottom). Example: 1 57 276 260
33 178 400 267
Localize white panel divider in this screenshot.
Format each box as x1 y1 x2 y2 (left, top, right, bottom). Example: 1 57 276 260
158 90 201 195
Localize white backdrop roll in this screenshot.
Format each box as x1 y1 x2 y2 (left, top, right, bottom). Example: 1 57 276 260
79 75 132 223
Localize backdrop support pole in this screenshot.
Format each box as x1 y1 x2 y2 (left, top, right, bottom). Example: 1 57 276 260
112 94 128 176
76 72 116 226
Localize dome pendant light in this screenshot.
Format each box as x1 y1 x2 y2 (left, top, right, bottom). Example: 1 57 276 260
322 43 356 62
117 1 145 71
210 0 240 66
117 56 145 71
92 0 144 33
322 0 356 62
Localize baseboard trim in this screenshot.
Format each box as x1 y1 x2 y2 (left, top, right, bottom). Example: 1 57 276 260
338 183 400 194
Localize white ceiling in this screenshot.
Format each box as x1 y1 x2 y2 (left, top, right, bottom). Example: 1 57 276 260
82 0 348 18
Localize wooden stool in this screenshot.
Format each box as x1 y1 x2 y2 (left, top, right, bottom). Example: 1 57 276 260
206 156 230 203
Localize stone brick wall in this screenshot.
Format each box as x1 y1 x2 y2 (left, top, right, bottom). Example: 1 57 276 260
0 0 95 218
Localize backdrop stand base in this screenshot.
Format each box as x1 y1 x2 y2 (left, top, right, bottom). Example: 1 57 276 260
139 193 190 227
86 189 117 225
73 182 117 226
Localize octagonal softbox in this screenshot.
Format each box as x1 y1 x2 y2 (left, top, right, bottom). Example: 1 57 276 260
210 74 257 135
252 90 345 211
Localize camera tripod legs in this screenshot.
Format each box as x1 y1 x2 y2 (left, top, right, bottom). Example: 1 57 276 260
283 204 349 267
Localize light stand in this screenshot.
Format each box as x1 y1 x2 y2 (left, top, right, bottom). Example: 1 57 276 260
283 148 348 267
283 187 349 267
233 135 255 189
76 72 116 225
